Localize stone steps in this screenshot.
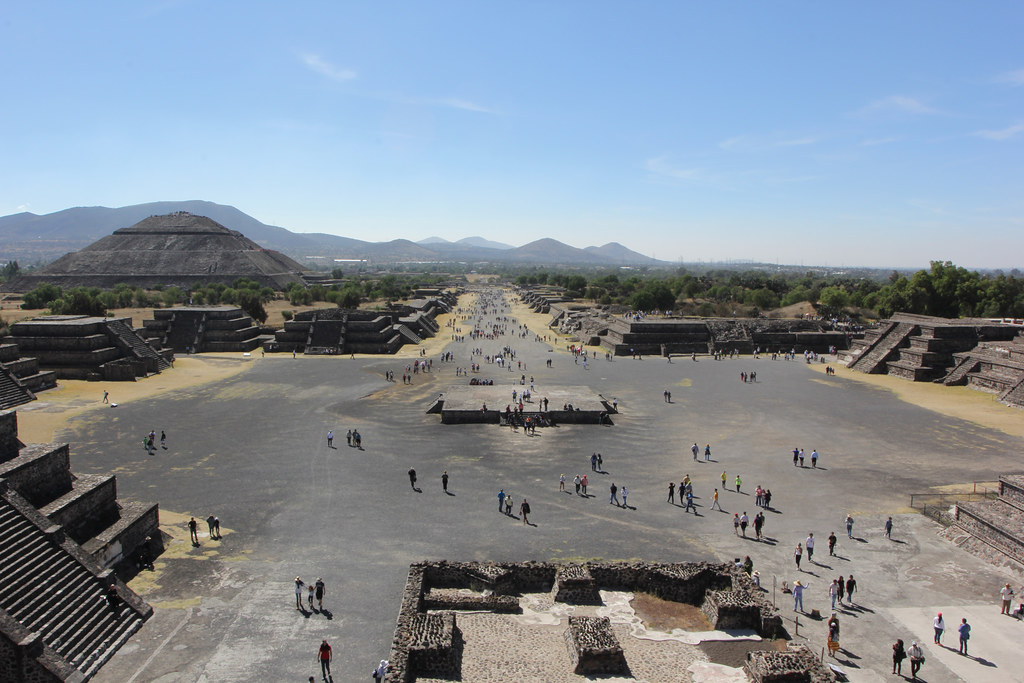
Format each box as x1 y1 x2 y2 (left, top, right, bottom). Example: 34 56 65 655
0 364 36 410
106 319 170 371
848 322 915 373
0 495 144 677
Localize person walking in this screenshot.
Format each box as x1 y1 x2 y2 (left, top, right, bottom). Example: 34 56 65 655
520 498 531 524
828 579 839 610
704 444 711 461
793 580 805 612
794 543 803 570
1001 582 1015 614
721 470 727 490
160 431 167 449
892 639 907 675
845 575 856 604
885 516 893 539
805 533 815 562
206 515 215 539
740 512 749 537
957 617 970 655
327 430 334 447
667 482 675 503
188 517 199 545
371 660 389 681
711 488 721 511
828 531 837 556
295 577 305 610
102 390 109 403
581 474 588 495
933 612 945 644
212 517 220 539
691 443 699 461
733 513 740 535
811 449 818 468
317 639 333 679
574 475 582 495
559 473 565 492
753 511 764 539
442 471 449 493
497 489 506 512
315 577 325 610
621 486 629 507
836 575 845 605
908 641 924 678
346 430 352 446
685 491 696 513
735 474 742 493
609 483 620 506
845 514 854 538
596 453 602 471
408 469 417 489
591 453 598 471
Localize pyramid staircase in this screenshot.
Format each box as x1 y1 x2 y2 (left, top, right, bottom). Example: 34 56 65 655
0 409 156 681
0 491 149 680
0 364 36 410
104 319 170 372
847 321 915 373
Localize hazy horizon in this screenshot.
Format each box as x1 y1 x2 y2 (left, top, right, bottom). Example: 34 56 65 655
1 2 1021 270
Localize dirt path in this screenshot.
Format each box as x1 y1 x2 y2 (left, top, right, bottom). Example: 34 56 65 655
810 360 1024 439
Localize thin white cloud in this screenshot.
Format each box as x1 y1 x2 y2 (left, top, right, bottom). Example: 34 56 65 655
853 95 940 117
427 97 493 114
972 122 1024 140
718 136 744 150
774 137 818 147
860 136 902 146
994 68 1024 86
644 156 705 182
300 53 357 82
17 203 30 211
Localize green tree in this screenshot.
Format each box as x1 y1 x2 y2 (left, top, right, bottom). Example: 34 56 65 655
23 283 63 309
237 289 268 323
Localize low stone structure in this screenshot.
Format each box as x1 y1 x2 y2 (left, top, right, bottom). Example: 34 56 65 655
0 341 56 410
5 315 172 380
266 293 456 355
844 313 1020 377
0 409 156 681
745 644 837 683
558 308 848 357
941 332 1024 407
953 474 1024 566
384 560 784 682
563 616 628 675
426 385 613 425
142 306 264 353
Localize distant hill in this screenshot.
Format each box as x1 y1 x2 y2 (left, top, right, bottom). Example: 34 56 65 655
0 201 670 267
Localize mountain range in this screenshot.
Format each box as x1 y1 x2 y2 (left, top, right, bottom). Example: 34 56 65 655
0 200 667 267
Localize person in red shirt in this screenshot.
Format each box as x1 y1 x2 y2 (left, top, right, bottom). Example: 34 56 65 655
317 639 332 679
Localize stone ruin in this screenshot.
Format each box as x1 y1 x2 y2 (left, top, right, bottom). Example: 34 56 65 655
0 409 157 681
953 474 1024 566
384 560 787 682
843 312 1024 407
563 616 628 675
549 305 848 357
746 645 837 683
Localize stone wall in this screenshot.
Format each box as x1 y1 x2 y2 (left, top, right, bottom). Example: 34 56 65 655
0 445 73 508
384 560 784 682
999 475 1024 510
745 644 836 683
0 613 84 683
0 410 21 461
563 616 628 675
954 502 1024 564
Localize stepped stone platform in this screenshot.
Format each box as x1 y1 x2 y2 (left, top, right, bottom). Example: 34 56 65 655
0 409 156 681
427 385 612 424
385 561 785 683
843 313 1021 386
267 292 455 355
5 315 172 381
745 644 837 683
953 474 1024 566
0 341 56 410
142 306 263 353
556 308 848 357
941 333 1024 407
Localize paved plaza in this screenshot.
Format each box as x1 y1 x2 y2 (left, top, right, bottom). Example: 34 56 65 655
44 290 1024 682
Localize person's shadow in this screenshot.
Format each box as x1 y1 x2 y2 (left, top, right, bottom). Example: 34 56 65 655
445 491 456 497
412 487 422 493
321 608 334 620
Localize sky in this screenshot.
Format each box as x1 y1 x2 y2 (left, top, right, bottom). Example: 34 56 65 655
1 2 1022 269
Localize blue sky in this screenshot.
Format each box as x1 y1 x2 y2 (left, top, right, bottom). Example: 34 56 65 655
1 2 1022 269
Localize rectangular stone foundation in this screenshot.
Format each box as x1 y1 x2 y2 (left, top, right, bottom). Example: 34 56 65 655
552 564 601 605
563 616 628 676
746 644 837 682
408 612 458 678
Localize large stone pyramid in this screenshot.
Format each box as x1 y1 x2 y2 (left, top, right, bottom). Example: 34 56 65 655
7 212 309 291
